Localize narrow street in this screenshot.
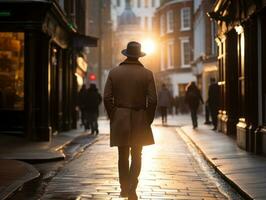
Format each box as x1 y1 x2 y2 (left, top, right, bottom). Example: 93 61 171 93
40 117 229 200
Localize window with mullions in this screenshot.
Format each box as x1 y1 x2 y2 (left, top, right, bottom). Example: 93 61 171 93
160 44 165 71
152 0 156 7
181 7 191 31
167 10 174 33
181 39 190 67
137 0 141 8
117 0 121 7
160 14 165 35
144 0 149 8
0 32 24 110
167 41 174 68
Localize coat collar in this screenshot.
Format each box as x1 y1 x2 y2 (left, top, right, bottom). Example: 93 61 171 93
119 58 144 67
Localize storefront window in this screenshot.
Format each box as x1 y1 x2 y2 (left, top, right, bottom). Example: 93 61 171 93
0 32 24 110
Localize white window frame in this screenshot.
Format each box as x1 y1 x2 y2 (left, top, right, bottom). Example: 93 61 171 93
160 14 165 36
180 38 190 68
167 10 174 33
160 44 165 71
167 40 174 69
181 7 191 31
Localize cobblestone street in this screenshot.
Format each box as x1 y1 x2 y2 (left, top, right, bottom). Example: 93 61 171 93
40 117 228 200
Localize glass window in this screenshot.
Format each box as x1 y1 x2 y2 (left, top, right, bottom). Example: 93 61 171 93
152 0 156 7
160 14 165 35
144 16 149 30
117 0 120 7
160 44 165 71
181 39 190 67
0 32 24 110
211 21 217 55
168 41 174 68
167 10 174 33
137 0 141 8
181 7 191 31
144 0 149 8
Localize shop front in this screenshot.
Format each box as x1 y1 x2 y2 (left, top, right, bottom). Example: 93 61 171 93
209 0 266 154
0 1 97 141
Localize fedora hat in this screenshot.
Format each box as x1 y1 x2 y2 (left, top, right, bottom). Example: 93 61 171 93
121 41 146 58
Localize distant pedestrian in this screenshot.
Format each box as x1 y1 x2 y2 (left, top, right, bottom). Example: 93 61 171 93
104 41 157 200
185 81 203 129
158 84 172 125
85 83 102 135
78 84 87 129
208 78 219 130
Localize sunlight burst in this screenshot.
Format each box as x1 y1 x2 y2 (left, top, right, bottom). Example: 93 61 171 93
141 39 156 54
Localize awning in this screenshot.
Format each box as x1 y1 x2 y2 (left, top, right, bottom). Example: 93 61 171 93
72 33 98 49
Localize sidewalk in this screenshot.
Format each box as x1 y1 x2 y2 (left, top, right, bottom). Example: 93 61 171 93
180 124 266 200
0 118 108 200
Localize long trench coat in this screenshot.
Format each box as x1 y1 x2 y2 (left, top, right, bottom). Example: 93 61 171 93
104 59 157 147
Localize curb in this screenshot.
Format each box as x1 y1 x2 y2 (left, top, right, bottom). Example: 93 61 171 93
0 160 40 200
177 127 253 200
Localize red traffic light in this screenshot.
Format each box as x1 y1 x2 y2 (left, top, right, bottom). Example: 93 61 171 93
89 73 96 81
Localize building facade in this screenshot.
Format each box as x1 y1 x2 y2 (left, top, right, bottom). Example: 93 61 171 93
111 0 160 32
0 0 97 141
209 0 266 154
84 0 113 90
192 0 218 102
154 0 195 98
110 0 160 74
113 2 143 67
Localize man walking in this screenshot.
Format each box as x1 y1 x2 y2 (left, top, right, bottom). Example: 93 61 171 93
158 83 172 125
85 83 102 135
185 81 203 129
78 84 88 130
104 41 157 200
208 78 219 130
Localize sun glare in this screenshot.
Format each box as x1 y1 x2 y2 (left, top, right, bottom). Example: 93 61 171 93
141 39 156 54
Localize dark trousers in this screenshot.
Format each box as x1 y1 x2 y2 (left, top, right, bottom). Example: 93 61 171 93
205 105 211 123
209 106 218 129
87 113 98 133
190 108 198 128
118 146 142 192
80 109 86 125
160 106 167 123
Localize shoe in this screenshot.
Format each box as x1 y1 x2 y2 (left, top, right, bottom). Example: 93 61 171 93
212 127 217 131
128 191 138 200
96 129 99 135
120 190 128 197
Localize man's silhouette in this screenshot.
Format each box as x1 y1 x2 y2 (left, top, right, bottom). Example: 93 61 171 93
208 78 219 130
104 41 157 200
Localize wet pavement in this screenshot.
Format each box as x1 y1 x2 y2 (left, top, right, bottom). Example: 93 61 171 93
40 120 228 200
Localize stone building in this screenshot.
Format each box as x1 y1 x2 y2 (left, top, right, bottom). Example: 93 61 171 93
209 0 266 154
0 0 97 141
154 0 195 98
192 0 218 102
